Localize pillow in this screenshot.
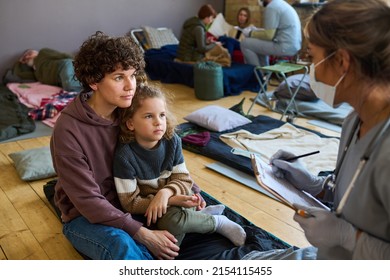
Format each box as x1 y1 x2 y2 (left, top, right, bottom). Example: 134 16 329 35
142 26 179 49
9 146 56 181
208 13 233 37
184 105 252 132
273 74 318 102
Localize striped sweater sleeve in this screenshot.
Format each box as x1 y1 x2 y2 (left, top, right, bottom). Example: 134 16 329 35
113 145 152 214
114 177 153 214
163 135 193 195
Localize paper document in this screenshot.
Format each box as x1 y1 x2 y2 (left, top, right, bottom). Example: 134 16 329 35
250 154 329 211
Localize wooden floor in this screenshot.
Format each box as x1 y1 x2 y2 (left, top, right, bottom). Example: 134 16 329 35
0 82 340 260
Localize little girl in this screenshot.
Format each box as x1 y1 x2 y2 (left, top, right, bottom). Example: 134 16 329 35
113 84 246 246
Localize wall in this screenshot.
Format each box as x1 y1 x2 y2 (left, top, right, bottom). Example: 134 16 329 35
0 0 223 77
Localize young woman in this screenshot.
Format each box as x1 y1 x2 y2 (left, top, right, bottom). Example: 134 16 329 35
176 4 222 62
50 31 181 260
228 7 258 41
244 0 390 260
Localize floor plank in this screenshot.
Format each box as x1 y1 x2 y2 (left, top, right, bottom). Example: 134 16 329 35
0 188 28 232
34 233 83 260
0 230 49 260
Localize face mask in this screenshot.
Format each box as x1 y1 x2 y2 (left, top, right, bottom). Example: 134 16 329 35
309 52 346 108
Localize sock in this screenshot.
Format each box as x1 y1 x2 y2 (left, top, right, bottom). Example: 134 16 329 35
200 204 225 215
213 215 246 246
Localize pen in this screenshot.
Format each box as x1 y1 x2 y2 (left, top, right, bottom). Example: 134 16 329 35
285 150 320 162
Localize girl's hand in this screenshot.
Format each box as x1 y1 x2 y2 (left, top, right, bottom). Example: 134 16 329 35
194 193 206 210
145 188 173 226
169 194 200 208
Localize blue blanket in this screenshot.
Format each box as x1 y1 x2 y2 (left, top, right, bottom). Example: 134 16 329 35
145 45 260 96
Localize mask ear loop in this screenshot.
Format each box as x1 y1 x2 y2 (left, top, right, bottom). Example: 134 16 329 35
334 72 347 88
314 51 336 68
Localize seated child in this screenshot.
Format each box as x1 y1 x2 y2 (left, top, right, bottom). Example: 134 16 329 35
113 84 247 246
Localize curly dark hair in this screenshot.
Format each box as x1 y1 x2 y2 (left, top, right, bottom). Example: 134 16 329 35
73 31 145 92
118 84 177 144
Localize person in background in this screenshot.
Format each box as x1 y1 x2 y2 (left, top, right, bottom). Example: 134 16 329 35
113 85 247 247
176 4 222 62
50 31 182 260
240 0 302 66
243 0 390 260
216 7 259 61
17 48 82 92
228 7 258 41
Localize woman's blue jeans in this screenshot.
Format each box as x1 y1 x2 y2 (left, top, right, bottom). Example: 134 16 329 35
63 216 154 260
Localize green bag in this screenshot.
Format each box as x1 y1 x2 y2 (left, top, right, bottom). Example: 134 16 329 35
193 61 223 100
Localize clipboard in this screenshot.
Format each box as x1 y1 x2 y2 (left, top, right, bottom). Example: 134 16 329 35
250 153 329 211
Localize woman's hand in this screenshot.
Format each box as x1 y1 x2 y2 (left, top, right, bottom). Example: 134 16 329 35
270 149 323 196
293 205 357 251
133 227 180 260
145 188 173 226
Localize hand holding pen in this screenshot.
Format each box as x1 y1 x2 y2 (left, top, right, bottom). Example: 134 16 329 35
270 150 320 165
284 150 320 162
270 149 323 196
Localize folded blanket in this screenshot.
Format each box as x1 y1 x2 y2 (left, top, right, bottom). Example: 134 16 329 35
7 82 62 109
219 123 339 176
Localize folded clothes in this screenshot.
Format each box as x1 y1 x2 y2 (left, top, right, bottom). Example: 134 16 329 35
182 131 211 147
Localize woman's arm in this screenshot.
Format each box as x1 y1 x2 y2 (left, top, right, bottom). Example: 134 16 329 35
193 26 218 53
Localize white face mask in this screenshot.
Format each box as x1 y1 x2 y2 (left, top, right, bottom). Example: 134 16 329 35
309 52 346 108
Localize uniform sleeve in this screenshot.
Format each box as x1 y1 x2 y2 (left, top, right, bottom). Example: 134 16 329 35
353 232 390 259
352 140 390 259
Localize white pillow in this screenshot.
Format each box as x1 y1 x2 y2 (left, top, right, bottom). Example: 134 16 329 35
184 105 251 132
142 26 179 49
208 13 233 37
